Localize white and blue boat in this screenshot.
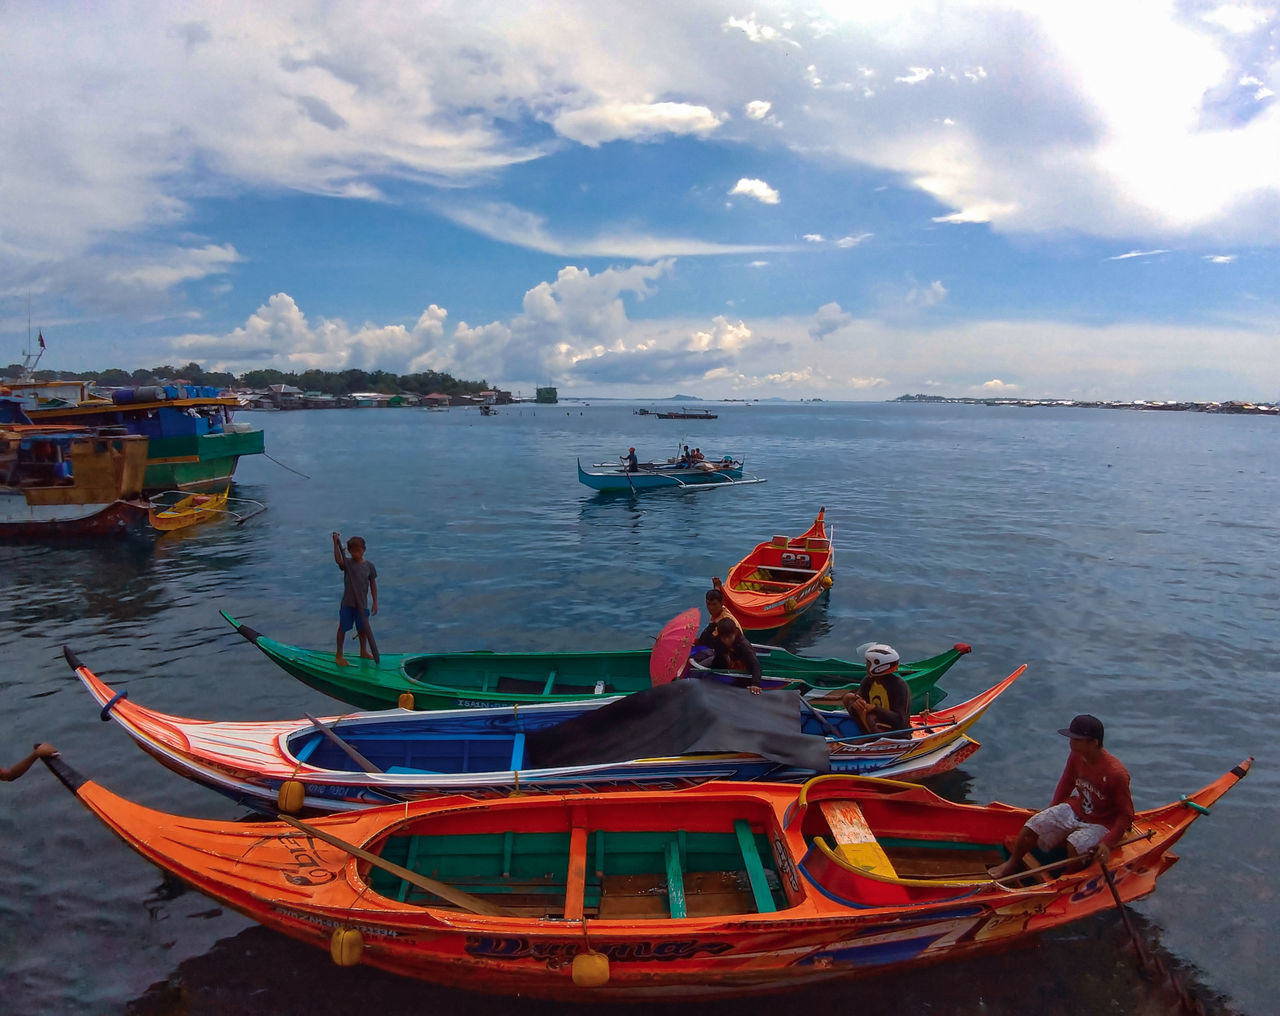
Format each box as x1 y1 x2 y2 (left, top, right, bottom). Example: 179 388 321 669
577 455 764 491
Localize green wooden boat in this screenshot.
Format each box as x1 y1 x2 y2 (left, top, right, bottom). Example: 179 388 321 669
220 610 968 712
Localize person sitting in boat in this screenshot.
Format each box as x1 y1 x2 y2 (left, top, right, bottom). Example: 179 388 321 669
987 714 1134 880
706 618 762 694
621 447 639 472
691 584 741 665
842 644 912 737
692 447 704 462
678 445 692 466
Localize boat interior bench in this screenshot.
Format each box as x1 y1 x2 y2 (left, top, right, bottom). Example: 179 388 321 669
295 732 523 775
370 821 785 919
816 801 1011 879
818 800 898 878
492 672 607 697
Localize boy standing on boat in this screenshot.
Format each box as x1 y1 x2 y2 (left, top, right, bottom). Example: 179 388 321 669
987 714 1134 879
333 532 378 667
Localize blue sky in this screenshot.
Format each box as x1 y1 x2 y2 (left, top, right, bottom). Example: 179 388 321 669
2 1 1277 400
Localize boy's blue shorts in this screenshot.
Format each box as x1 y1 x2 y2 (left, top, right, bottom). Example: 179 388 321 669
338 605 370 633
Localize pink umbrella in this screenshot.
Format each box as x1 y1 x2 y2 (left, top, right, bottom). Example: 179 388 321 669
649 608 702 685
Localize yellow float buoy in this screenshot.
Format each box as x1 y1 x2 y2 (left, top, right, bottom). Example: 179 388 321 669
397 692 415 710
820 575 833 589
572 949 610 987
784 597 798 613
277 779 306 814
330 926 364 967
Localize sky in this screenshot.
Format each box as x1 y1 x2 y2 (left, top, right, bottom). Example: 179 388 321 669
2 0 1278 401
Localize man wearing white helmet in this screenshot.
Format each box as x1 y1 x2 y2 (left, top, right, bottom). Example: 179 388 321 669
841 643 913 737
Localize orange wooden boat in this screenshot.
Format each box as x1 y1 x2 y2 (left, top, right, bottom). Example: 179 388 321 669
41 753 1249 1001
718 507 834 631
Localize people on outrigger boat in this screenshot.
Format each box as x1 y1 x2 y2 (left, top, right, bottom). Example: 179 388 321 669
987 714 1134 879
842 644 912 737
707 619 762 694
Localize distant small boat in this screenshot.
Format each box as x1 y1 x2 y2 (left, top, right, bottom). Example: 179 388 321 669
42 750 1251 1000
656 407 717 420
719 508 835 632
147 487 266 531
578 457 763 492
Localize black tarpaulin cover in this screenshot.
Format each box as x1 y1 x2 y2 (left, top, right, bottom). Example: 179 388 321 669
524 678 832 772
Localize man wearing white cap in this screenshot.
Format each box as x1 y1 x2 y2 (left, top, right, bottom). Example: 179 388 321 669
987 714 1134 879
841 644 912 737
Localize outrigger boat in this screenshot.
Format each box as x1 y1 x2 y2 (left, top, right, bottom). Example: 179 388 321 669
219 610 971 712
41 752 1250 1000
577 456 765 492
147 487 267 531
69 648 1021 812
718 508 835 632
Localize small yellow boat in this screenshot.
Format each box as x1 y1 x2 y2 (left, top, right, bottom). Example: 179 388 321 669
148 487 265 531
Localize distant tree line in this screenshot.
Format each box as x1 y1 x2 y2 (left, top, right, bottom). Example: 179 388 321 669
3 361 490 397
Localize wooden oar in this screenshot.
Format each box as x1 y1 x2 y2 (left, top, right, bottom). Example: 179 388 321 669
828 719 958 744
304 713 381 774
1101 862 1153 967
980 830 1157 885
895 830 1160 882
276 813 509 917
1101 860 1207 1013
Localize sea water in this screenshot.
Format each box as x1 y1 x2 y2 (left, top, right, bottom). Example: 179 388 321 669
1 401 1275 1015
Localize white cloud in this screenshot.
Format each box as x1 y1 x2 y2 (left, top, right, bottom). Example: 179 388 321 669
1107 249 1171 260
1201 4 1275 34
729 178 781 204
906 280 948 307
434 200 795 259
803 233 825 243
849 375 889 389
723 15 799 47
834 232 872 248
744 100 772 120
895 67 935 85
932 202 1019 225
809 301 851 340
691 316 752 352
552 102 724 146
162 277 1280 403
1204 253 1236 263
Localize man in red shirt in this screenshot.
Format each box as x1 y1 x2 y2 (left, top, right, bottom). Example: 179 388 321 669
988 714 1134 879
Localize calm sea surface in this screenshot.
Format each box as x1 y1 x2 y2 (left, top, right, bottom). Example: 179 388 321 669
2 401 1275 1015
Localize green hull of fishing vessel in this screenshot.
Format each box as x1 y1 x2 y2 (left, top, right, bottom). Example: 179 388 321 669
220 610 966 712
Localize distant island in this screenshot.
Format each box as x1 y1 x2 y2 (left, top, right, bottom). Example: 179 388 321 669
893 394 1278 415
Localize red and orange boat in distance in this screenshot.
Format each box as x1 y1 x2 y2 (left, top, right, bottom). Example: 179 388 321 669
717 507 835 632
41 754 1250 1001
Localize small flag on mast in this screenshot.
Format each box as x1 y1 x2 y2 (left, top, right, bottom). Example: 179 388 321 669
38 331 45 349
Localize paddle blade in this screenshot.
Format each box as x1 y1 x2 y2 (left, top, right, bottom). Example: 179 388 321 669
650 608 701 685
